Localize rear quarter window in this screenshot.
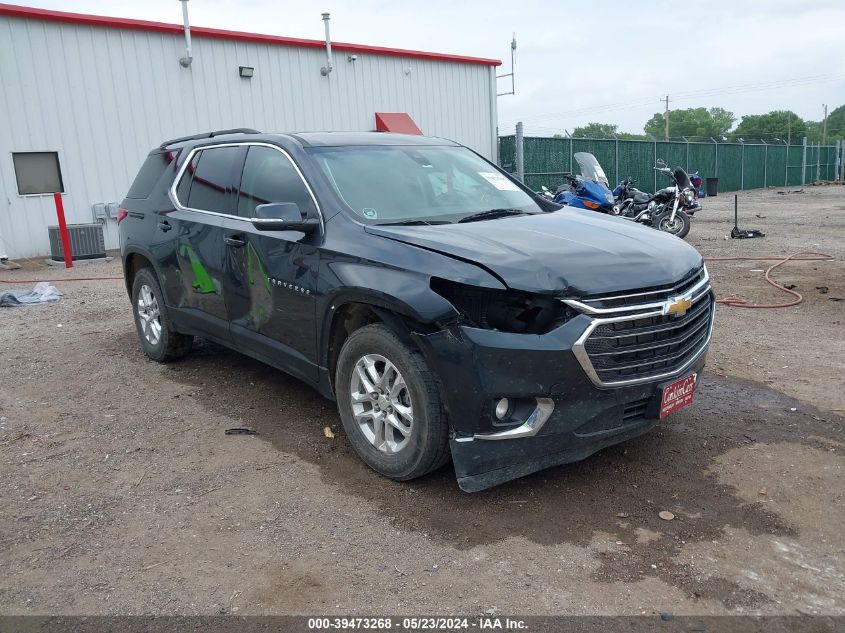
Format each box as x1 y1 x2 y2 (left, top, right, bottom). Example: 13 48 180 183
126 152 173 199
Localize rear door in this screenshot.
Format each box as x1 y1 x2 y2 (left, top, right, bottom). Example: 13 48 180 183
167 144 246 344
222 143 321 384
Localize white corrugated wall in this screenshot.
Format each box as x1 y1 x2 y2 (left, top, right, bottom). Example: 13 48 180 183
0 15 497 258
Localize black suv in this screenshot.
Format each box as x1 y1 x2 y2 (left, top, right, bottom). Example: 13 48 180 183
119 130 714 492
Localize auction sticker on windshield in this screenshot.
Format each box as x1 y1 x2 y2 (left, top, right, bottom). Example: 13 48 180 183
660 373 697 418
478 171 521 191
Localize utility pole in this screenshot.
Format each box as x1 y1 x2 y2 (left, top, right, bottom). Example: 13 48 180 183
822 104 828 145
787 115 791 146
663 95 671 141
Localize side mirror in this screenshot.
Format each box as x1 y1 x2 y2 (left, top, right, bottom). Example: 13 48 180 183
250 202 319 233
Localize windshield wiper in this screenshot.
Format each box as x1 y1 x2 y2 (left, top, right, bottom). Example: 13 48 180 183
377 219 451 226
457 208 531 223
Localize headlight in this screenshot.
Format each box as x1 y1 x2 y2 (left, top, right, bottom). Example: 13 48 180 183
431 278 578 334
605 193 614 203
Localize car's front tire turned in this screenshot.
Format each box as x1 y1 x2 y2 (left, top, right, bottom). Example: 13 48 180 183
131 267 193 362
335 323 450 481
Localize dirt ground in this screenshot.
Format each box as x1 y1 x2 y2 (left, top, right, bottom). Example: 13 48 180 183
0 186 843 616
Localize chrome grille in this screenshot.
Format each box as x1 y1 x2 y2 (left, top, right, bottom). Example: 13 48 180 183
565 266 714 387
577 267 706 311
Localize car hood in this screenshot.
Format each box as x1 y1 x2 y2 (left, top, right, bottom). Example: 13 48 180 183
365 209 703 297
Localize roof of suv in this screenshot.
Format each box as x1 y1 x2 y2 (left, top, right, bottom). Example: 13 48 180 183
162 130 460 150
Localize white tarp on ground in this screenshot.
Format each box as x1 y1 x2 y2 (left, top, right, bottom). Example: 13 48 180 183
0 282 62 307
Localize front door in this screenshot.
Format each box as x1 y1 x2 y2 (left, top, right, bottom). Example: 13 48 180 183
166 144 245 344
223 144 321 383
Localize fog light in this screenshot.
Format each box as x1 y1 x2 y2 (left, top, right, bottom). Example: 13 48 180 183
494 398 511 420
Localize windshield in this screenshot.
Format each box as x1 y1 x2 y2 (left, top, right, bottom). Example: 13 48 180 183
673 166 692 189
309 145 543 223
573 152 609 187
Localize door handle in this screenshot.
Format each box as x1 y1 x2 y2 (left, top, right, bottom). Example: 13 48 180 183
224 235 246 248
157 221 172 232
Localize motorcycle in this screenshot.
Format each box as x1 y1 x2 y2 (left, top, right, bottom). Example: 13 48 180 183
689 171 704 198
613 161 698 238
549 152 617 212
649 160 695 237
613 178 655 215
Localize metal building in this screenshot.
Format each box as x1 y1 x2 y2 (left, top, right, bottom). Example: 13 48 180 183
0 3 500 259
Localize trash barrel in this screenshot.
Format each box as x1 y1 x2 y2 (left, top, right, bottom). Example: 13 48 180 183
705 177 719 197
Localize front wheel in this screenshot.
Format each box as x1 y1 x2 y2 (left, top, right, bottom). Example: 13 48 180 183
334 324 450 481
653 209 691 238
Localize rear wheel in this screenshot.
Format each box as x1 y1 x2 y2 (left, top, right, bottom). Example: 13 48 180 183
131 268 193 362
335 324 450 481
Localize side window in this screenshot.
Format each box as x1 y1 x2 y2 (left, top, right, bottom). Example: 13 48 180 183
174 151 200 203
185 146 242 214
237 146 318 218
127 152 172 199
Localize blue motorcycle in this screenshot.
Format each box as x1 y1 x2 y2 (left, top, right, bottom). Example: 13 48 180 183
551 152 616 212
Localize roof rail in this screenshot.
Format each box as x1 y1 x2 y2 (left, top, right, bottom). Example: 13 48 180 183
160 128 261 149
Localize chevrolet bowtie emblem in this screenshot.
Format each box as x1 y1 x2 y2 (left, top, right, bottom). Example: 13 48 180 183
665 296 692 317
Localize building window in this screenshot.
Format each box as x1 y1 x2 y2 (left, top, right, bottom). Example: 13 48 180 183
12 152 64 195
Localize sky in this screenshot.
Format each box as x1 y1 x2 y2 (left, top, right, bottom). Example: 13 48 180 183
25 0 845 137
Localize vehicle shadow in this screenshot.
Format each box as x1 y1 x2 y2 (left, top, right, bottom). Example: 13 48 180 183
118 332 844 609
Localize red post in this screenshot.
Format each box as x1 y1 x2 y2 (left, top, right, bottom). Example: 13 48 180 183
53 192 73 268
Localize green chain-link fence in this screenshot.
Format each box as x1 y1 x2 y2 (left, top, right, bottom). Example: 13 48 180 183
498 135 841 193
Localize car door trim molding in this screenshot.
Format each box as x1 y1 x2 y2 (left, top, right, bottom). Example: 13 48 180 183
167 141 324 233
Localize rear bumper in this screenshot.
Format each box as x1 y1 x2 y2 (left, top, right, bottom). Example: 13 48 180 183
411 307 711 492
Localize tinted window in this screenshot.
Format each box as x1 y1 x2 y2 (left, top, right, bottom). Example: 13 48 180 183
175 151 200 203
237 146 317 218
127 152 171 199
12 152 63 195
185 146 242 214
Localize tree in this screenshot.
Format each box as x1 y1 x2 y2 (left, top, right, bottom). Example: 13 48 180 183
731 110 807 143
806 104 845 143
643 107 735 140
825 104 845 142
571 123 648 140
572 122 619 138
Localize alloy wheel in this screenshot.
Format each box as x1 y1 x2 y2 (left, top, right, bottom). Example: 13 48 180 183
349 353 414 453
136 284 162 346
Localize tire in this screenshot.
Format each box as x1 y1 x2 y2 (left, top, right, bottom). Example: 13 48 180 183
334 323 450 481
131 267 193 362
653 209 691 239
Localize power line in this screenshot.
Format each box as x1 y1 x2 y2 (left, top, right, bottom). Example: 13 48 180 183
502 71 845 126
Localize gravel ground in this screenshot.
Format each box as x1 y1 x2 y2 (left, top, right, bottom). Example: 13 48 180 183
0 186 842 616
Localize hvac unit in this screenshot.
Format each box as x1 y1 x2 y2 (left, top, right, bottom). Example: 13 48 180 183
47 223 106 261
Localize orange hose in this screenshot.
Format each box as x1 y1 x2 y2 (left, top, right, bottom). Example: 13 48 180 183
704 252 835 309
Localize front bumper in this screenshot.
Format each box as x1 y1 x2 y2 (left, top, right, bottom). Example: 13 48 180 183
411 298 712 492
